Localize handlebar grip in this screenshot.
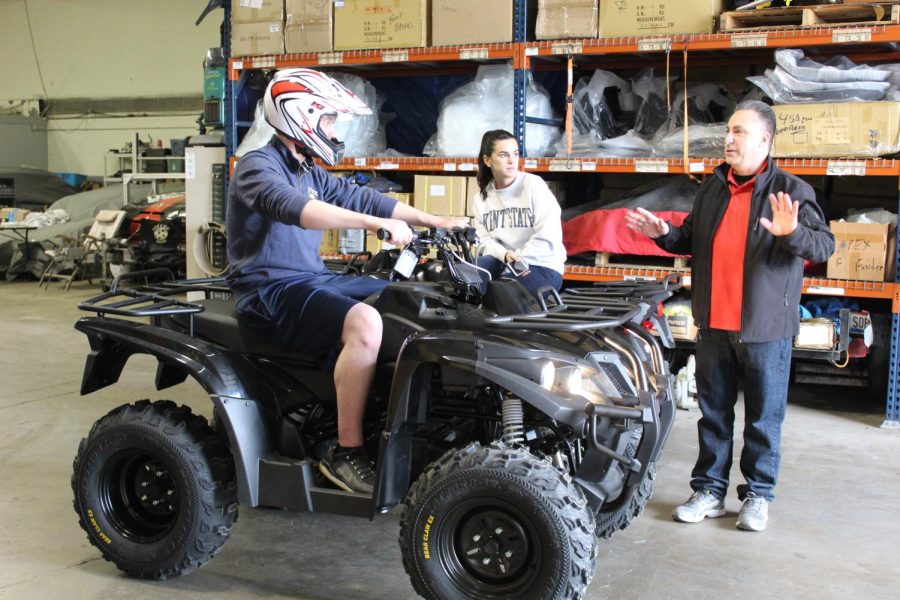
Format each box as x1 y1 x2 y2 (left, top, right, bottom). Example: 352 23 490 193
377 228 391 241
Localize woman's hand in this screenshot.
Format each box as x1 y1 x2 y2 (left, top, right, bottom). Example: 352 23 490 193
504 250 520 264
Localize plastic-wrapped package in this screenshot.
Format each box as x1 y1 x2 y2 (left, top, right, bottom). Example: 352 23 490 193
775 48 891 83
429 64 560 157
653 124 727 158
235 100 275 157
881 64 900 100
748 74 888 103
631 69 671 136
571 70 633 138
769 66 889 95
331 73 388 157
667 83 734 128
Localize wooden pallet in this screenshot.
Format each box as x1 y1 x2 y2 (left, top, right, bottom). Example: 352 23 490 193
720 3 900 32
593 252 689 270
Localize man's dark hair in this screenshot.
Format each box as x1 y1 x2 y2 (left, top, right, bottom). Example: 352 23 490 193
734 100 776 144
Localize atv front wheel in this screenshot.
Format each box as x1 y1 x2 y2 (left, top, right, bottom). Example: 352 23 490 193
400 443 597 600
594 464 656 539
72 400 237 579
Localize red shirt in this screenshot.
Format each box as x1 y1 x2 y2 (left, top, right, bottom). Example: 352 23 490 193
708 161 768 331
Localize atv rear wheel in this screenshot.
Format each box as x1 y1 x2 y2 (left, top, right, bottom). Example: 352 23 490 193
594 464 656 539
400 442 597 600
72 400 237 579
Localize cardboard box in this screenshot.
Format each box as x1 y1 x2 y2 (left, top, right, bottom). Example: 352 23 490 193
0 207 29 222
827 221 896 282
334 0 429 51
795 318 836 350
773 102 900 159
385 191 413 205
666 314 698 341
285 0 332 53
464 176 479 217
319 229 341 254
599 0 722 38
231 21 285 56
231 0 284 24
432 0 514 46
536 0 598 40
414 175 467 216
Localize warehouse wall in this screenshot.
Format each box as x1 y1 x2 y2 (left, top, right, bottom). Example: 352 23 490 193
0 0 221 176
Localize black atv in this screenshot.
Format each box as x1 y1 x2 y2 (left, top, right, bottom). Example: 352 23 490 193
70 226 677 600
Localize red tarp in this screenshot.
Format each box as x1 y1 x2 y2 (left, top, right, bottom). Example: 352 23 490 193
563 208 690 258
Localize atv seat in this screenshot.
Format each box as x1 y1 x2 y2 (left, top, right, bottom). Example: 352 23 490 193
169 298 324 362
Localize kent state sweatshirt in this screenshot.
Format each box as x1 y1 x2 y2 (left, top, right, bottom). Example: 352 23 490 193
473 172 566 274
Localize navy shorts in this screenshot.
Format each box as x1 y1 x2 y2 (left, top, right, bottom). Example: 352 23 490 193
234 273 391 356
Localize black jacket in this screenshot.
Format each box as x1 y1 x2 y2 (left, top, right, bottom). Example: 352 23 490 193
656 161 835 343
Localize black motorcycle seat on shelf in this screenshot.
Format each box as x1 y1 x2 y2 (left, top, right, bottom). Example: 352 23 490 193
168 298 323 362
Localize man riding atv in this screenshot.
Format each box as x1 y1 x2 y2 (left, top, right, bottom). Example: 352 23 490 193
69 68 678 600
226 68 463 493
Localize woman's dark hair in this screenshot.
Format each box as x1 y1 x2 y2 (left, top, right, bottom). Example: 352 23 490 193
477 129 517 199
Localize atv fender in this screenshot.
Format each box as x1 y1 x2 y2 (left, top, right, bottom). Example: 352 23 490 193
375 332 596 510
75 317 274 507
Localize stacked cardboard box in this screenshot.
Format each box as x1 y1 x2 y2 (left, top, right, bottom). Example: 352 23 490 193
414 175 468 216
536 0 598 40
772 102 900 159
599 0 722 38
334 0 429 51
285 0 333 53
231 0 285 56
827 221 896 282
431 0 514 46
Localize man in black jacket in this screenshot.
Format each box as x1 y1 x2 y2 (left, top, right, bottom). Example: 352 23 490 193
625 100 834 531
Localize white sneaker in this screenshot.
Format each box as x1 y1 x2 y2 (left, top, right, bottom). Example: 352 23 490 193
736 494 768 532
672 490 726 523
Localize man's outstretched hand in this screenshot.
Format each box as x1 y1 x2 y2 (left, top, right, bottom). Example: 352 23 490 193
759 192 798 237
625 207 670 239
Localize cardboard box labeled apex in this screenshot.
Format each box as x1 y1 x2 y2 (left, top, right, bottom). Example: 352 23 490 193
827 221 896 282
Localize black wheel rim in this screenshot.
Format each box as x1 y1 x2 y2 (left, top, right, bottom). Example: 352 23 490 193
97 449 180 543
435 498 541 597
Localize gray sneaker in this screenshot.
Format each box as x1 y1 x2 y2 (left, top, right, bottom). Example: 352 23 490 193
319 445 376 494
672 490 726 523
736 494 768 532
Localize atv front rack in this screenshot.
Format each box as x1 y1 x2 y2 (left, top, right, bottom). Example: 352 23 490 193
484 302 643 331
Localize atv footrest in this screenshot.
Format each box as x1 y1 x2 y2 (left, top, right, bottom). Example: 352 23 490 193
258 457 372 517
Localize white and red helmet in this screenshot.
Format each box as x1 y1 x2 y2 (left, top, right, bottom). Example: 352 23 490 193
264 68 371 166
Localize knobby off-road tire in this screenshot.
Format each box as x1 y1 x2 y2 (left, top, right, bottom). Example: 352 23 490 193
72 400 237 579
594 464 656 540
400 442 597 600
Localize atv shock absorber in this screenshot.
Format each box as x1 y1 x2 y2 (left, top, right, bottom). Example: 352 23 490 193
499 390 525 446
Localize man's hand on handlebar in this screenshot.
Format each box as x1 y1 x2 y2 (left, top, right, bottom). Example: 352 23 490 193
372 219 414 245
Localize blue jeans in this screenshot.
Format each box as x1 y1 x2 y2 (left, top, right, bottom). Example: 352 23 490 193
691 329 792 502
476 256 562 300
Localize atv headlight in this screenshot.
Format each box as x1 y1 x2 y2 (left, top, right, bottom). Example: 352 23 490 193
559 366 584 396
539 361 556 391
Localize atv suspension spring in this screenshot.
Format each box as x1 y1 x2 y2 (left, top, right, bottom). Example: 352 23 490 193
500 392 525 446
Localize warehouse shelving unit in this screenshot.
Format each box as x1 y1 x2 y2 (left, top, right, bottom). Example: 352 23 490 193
222 1 900 427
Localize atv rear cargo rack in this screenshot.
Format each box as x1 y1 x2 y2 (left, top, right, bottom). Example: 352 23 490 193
77 269 228 319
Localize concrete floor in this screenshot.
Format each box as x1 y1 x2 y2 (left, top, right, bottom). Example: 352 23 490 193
1 278 899 600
